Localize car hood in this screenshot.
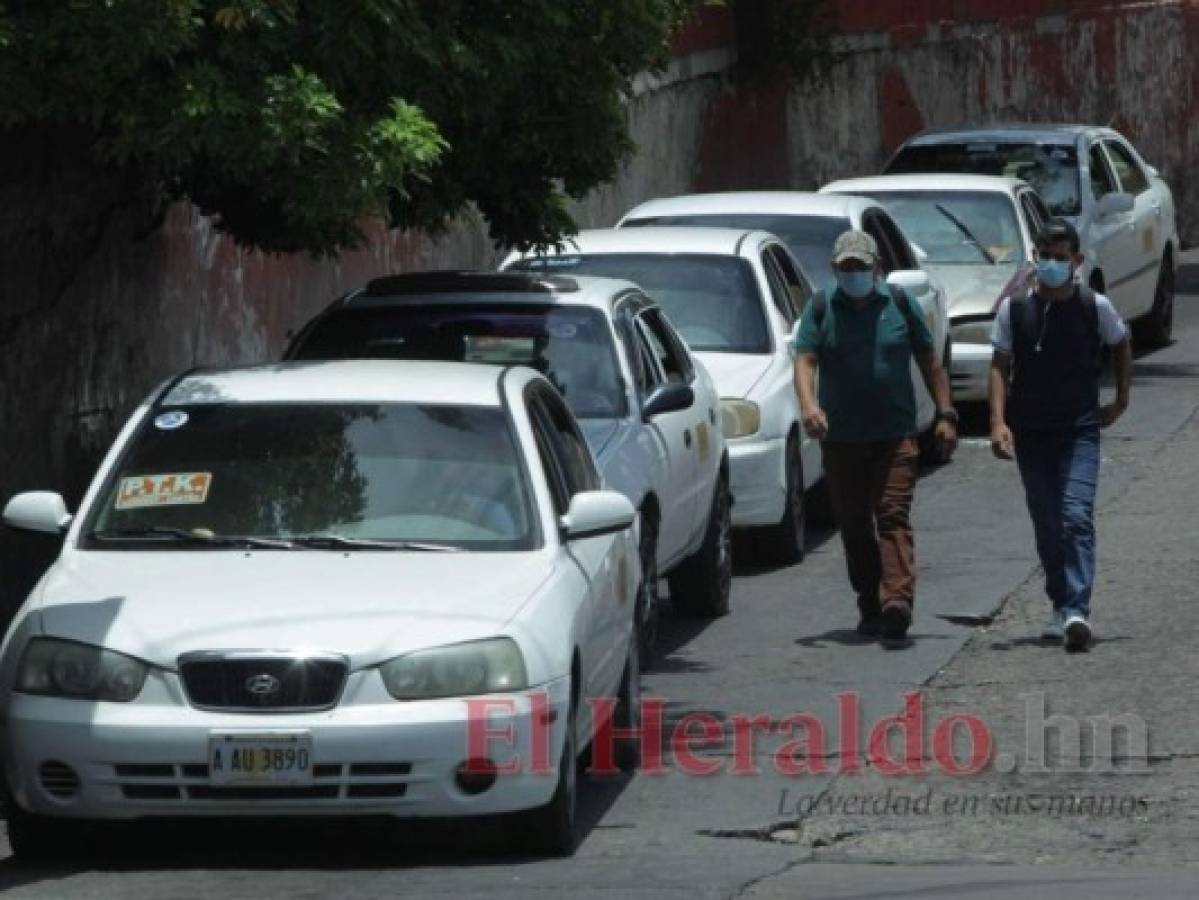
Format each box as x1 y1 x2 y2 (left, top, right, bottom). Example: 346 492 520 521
34 551 553 669
926 264 1023 319
579 418 622 459
692 352 773 400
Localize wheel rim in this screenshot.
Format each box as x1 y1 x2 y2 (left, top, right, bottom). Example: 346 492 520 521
716 483 733 597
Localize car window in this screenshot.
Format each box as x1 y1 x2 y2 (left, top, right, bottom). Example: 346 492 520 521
766 244 811 315
85 403 538 550
531 387 600 497
1018 191 1044 243
1028 191 1051 224
862 212 900 273
886 141 1082 217
528 398 571 516
760 251 797 324
877 212 917 270
1103 140 1150 195
613 305 652 398
512 253 769 354
637 312 688 385
1089 144 1118 200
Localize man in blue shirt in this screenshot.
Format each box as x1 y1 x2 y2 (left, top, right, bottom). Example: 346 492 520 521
793 230 958 641
989 218 1132 652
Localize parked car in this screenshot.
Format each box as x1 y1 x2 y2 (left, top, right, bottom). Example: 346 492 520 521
885 124 1179 345
617 193 950 446
285 271 732 656
820 174 1043 402
504 227 819 565
0 360 640 858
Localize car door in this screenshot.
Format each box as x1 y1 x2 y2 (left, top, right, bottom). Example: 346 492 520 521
1085 141 1139 317
527 386 626 706
633 308 704 564
1103 138 1160 317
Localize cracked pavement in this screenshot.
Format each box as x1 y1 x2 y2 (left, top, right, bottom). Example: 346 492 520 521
3 258 1199 897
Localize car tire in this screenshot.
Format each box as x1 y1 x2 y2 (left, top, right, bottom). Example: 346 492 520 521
4 803 70 862
614 623 643 773
521 694 579 857
668 473 732 618
759 435 805 565
1134 255 1174 348
637 510 660 665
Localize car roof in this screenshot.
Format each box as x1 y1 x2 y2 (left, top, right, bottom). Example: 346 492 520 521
338 269 641 315
900 123 1116 146
822 173 1029 195
161 360 524 407
622 191 870 221
532 226 776 257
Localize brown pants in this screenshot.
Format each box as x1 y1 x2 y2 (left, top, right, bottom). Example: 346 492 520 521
822 439 919 617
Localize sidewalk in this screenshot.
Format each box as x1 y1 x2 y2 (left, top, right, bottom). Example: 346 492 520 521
752 374 1199 876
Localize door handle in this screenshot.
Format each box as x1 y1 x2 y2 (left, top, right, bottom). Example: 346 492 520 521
684 429 692 448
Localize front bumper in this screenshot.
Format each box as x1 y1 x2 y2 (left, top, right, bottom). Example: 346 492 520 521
727 436 786 528
3 672 570 821
951 342 992 403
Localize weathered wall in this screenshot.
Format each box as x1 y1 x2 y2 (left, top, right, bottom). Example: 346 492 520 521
2 0 1196 620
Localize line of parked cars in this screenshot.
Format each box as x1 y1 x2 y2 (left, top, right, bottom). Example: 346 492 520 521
0 123 1178 859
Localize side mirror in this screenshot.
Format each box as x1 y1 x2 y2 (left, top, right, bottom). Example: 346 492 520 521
560 491 636 541
3 492 73 535
886 269 932 297
1096 192 1134 218
642 383 694 421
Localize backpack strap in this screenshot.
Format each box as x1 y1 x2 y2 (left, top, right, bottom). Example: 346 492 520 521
1077 286 1105 371
887 285 926 352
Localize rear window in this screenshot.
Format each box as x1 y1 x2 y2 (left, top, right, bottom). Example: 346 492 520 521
886 142 1082 217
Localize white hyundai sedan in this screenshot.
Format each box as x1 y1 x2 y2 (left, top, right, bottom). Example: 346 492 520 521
504 228 820 565
0 360 640 859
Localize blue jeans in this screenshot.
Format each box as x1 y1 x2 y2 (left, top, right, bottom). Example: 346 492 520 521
1014 427 1100 617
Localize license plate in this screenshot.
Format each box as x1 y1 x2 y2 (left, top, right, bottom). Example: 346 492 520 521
208 732 313 785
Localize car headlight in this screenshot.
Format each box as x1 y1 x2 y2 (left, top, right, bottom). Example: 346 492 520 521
16 638 148 702
720 399 761 438
379 638 528 701
950 319 995 346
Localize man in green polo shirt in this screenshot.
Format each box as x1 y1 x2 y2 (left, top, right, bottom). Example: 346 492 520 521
793 230 958 641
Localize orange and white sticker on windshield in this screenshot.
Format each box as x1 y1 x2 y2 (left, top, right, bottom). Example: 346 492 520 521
115 473 212 510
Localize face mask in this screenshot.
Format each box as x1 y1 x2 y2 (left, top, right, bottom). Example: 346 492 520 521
835 270 876 299
1036 258 1073 289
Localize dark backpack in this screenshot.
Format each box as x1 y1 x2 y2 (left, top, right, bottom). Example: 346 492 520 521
1010 286 1104 373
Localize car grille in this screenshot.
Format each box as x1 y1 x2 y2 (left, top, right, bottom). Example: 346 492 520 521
179 654 348 711
113 762 412 802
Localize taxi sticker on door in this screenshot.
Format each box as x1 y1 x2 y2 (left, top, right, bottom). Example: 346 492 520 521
695 421 711 463
115 472 212 510
1143 226 1155 256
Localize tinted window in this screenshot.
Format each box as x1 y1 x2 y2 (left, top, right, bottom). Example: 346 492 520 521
887 142 1082 217
533 389 600 495
85 404 536 550
760 251 796 324
1103 141 1149 195
512 254 769 354
637 312 688 384
623 214 852 293
766 244 811 314
864 190 1027 266
291 304 627 420
1018 192 1044 241
1088 145 1117 199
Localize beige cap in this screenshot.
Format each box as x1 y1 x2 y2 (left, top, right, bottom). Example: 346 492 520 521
832 229 879 266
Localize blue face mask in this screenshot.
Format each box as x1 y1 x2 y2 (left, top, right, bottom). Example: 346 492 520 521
835 270 876 300
1036 258 1073 289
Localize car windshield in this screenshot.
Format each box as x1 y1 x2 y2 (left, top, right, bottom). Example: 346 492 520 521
622 214 850 293
863 191 1026 266
84 403 537 550
291 304 626 419
887 142 1082 217
511 254 769 353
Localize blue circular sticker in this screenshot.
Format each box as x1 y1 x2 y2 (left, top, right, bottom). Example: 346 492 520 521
154 411 189 431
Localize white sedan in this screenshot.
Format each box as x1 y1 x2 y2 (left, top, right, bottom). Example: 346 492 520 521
820 174 1042 402
505 227 820 564
618 192 951 449
285 272 732 658
0 360 640 859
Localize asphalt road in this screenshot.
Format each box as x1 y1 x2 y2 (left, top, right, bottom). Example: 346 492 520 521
4 257 1199 898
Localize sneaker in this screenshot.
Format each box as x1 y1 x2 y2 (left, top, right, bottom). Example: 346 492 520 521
1041 609 1065 642
1064 613 1092 652
880 601 912 640
856 615 883 638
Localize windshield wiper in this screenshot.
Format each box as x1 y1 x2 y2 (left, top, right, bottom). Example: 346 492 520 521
288 534 460 552
934 203 996 265
90 527 294 549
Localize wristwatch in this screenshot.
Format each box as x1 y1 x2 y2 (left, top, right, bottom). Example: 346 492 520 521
935 408 960 426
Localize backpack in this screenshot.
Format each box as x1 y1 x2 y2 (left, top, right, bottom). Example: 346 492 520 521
806 284 926 351
1011 286 1105 373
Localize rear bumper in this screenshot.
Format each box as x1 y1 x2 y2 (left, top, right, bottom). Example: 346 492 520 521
951 342 992 403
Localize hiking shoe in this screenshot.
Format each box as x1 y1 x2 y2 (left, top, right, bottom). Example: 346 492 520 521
856 615 883 638
1064 613 1092 652
880 601 912 641
1041 609 1065 642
